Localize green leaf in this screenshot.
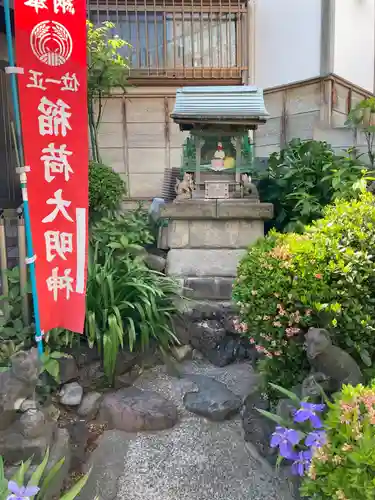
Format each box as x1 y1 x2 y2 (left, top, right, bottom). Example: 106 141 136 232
360 349 372 367
268 383 301 405
256 408 288 427
27 449 49 496
38 457 65 499
58 470 91 500
11 457 33 485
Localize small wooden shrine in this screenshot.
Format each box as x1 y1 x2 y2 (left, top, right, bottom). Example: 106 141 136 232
170 85 269 201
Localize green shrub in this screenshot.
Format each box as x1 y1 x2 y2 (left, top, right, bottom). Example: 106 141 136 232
0 450 90 499
301 383 375 499
257 139 370 233
233 193 375 391
91 205 154 249
86 232 180 383
89 161 126 217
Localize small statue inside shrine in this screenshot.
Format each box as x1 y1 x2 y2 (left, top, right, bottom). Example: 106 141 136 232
211 142 225 171
174 172 195 202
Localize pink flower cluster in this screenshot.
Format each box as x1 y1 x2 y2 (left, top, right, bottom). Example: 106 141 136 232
286 327 301 338
232 318 248 333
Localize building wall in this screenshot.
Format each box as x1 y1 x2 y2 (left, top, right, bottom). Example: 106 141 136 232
333 0 375 93
97 88 188 199
254 0 322 89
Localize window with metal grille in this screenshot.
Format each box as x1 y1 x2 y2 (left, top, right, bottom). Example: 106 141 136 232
88 1 247 79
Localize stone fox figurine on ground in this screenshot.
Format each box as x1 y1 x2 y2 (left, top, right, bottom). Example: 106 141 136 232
305 327 363 393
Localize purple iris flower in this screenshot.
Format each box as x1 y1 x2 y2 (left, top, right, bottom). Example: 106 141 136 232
305 430 326 448
270 426 301 458
7 481 40 500
293 402 325 429
291 450 312 477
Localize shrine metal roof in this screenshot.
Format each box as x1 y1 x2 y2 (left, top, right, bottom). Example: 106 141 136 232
171 85 269 125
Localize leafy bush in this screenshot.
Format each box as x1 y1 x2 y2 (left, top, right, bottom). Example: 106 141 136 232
86 228 180 383
233 193 375 391
91 206 154 249
0 450 90 499
89 161 126 217
301 383 375 499
257 139 370 232
0 268 34 366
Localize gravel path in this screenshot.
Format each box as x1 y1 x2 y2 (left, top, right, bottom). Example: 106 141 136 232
81 360 292 500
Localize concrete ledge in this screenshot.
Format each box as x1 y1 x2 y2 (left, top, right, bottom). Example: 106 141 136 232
160 200 273 220
217 200 273 219
167 249 245 277
161 200 216 219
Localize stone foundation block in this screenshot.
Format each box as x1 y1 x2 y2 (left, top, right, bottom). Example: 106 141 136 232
167 249 245 277
184 277 234 300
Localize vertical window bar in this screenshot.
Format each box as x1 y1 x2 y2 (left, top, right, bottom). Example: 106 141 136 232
144 0 150 73
172 0 177 69
227 2 231 72
153 0 159 73
190 4 195 76
218 3 222 76
209 0 213 77
135 4 141 68
200 0 204 75
163 4 167 73
182 0 186 74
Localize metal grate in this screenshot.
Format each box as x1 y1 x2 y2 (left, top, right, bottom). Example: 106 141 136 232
161 167 180 201
87 0 247 81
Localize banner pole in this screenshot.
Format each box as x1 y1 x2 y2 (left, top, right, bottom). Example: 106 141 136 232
3 0 44 356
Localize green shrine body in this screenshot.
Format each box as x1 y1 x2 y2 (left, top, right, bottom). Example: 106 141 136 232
171 85 269 199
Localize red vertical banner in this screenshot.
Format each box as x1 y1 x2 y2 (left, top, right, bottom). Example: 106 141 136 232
14 0 88 333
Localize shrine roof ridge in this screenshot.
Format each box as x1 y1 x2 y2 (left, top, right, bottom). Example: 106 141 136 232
171 85 269 124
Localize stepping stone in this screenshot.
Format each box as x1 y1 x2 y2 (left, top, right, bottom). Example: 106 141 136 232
99 387 178 432
183 375 242 421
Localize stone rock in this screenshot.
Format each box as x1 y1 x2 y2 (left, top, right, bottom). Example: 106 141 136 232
171 345 193 362
0 421 55 464
0 360 39 431
205 336 257 367
5 428 71 500
242 392 276 463
183 375 241 421
77 391 102 419
114 367 142 389
99 387 178 432
78 430 131 500
19 409 46 438
78 361 104 390
44 403 60 422
10 348 40 384
115 350 139 376
58 355 79 384
190 320 226 357
66 420 89 470
59 382 83 406
145 253 166 272
69 343 101 368
19 399 38 412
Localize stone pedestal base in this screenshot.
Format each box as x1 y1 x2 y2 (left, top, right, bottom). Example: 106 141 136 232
160 200 273 301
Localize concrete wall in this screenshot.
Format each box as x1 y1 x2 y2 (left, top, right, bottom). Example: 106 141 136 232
255 0 322 89
255 81 322 158
96 88 188 199
333 0 375 93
